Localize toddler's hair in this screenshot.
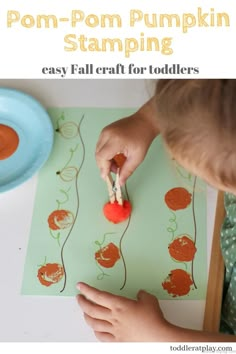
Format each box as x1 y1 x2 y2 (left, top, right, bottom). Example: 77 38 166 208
155 79 236 188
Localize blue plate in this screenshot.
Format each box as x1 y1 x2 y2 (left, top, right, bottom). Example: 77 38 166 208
0 88 54 193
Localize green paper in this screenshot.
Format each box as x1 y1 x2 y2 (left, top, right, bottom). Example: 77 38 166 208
22 107 207 300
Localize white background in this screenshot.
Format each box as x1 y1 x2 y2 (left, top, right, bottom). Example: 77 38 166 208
0 0 235 78
0 79 217 343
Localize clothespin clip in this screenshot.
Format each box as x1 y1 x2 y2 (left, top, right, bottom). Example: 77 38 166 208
106 153 126 206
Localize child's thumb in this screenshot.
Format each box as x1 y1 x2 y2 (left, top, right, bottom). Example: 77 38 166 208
137 290 159 306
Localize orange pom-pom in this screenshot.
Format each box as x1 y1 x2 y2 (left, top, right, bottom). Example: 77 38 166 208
103 200 132 224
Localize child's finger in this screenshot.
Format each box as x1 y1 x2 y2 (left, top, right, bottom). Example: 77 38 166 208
96 142 120 179
95 134 108 154
119 156 142 186
83 313 113 333
137 290 160 308
94 331 115 342
76 294 111 320
96 155 112 179
77 282 123 309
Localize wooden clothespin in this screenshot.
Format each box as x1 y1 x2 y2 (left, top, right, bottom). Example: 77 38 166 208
105 153 126 206
106 170 123 205
106 173 116 204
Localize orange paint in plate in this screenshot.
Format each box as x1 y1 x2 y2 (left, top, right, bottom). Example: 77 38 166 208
0 124 19 160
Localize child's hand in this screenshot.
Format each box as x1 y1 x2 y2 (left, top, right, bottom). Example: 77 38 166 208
96 98 159 185
76 282 171 342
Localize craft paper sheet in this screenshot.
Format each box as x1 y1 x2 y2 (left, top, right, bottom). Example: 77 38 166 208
22 108 207 300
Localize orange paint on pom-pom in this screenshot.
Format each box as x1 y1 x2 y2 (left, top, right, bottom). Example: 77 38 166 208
103 200 132 224
112 153 126 168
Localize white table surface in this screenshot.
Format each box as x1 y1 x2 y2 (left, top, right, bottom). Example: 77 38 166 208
0 79 218 342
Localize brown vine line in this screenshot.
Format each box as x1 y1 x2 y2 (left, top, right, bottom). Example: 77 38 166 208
60 114 85 293
191 175 197 290
119 184 132 291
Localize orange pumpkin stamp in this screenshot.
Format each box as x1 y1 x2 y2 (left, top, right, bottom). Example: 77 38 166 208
37 263 64 287
95 242 120 268
165 187 192 211
0 124 19 160
162 269 193 297
168 235 197 262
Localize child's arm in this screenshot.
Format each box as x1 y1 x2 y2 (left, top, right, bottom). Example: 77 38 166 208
77 282 236 342
96 97 160 186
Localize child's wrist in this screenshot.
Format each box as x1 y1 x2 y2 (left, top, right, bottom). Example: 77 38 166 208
157 321 180 341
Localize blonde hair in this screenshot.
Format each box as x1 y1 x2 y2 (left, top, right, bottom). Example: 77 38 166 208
155 79 236 188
